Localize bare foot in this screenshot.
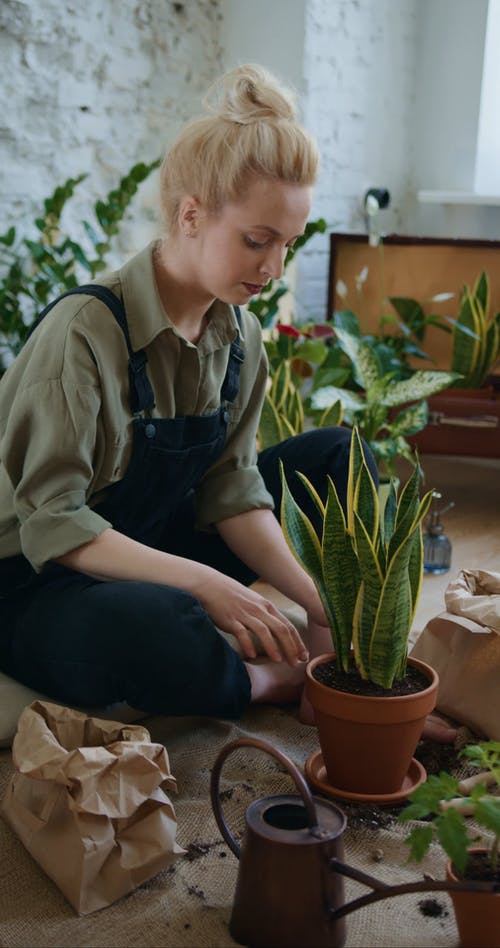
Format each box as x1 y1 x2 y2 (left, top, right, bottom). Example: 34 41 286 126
245 657 307 705
422 713 458 744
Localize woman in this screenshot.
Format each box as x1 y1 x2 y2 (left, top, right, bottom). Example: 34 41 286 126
0 64 454 740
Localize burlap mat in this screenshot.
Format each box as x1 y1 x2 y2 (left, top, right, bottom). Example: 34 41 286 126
0 705 475 947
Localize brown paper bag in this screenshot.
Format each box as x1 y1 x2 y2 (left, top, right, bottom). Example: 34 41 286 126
0 701 185 914
411 569 500 739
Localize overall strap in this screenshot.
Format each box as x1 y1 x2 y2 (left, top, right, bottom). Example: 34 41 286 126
221 306 245 403
25 285 155 414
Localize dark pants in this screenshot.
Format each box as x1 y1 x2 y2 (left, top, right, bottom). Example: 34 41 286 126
0 428 376 719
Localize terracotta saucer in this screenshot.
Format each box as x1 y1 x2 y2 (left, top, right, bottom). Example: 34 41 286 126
304 750 427 806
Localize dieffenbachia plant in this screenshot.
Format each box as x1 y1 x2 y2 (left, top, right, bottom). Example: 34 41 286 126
309 320 461 476
280 427 433 688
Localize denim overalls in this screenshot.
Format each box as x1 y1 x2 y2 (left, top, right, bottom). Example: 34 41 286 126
0 287 373 717
0 286 253 716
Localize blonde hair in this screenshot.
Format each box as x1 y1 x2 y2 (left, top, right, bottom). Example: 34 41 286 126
160 64 319 232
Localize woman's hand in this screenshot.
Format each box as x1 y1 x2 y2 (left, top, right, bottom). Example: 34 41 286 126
55 528 308 666
195 569 309 667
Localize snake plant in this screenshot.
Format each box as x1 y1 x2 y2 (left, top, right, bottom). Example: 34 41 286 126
280 427 434 688
258 359 343 450
451 271 500 388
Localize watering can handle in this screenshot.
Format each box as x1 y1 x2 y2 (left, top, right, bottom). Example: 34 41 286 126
210 736 319 858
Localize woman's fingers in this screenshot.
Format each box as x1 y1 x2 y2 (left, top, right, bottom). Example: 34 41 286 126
230 622 259 660
195 572 308 665
247 602 303 661
230 607 307 665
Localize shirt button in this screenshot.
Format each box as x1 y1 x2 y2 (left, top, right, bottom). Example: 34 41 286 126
145 423 156 439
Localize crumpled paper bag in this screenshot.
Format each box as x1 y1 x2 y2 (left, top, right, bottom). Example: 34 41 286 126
0 701 185 914
411 569 500 739
445 568 500 632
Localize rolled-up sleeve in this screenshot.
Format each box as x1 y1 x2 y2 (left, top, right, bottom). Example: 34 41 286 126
3 376 111 571
0 262 275 561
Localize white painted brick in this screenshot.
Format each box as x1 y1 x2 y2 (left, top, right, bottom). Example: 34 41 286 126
5 0 497 321
1 0 223 264
297 0 420 312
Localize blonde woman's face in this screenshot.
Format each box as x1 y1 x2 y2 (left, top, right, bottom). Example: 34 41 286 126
188 176 312 306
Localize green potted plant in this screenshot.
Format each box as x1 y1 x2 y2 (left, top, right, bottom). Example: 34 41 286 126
393 271 500 459
280 427 439 796
257 329 344 450
399 740 500 947
448 271 500 391
375 269 500 390
258 357 343 450
336 263 454 382
307 314 460 477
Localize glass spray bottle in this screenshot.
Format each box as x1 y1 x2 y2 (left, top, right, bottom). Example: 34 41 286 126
423 491 454 575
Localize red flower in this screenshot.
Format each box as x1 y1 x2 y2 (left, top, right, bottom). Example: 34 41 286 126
276 323 302 338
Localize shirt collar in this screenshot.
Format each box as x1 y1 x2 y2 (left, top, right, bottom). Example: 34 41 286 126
119 240 242 352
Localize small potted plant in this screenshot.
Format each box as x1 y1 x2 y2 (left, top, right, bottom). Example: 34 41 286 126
280 427 439 796
399 740 500 948
403 271 500 458
449 271 500 392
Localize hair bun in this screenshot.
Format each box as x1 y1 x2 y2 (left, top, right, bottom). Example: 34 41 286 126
160 62 317 232
205 63 297 125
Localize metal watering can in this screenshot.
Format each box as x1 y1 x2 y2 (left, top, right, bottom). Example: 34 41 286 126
210 736 495 948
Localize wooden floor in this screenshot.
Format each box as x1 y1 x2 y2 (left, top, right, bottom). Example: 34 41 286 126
407 453 500 643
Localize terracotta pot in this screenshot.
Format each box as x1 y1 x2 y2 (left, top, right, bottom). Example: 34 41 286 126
305 654 438 795
446 849 500 948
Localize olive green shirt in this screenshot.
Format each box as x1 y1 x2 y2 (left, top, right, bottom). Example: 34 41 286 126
0 241 273 571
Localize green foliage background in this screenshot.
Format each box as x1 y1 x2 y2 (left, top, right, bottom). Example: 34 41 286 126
0 160 160 372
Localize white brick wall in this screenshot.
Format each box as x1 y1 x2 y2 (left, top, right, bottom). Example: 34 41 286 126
4 0 495 324
0 0 223 263
297 0 419 321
